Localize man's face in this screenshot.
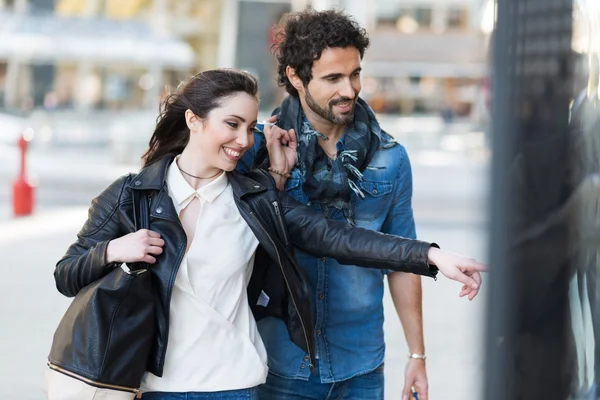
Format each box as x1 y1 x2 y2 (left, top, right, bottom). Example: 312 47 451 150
300 46 362 126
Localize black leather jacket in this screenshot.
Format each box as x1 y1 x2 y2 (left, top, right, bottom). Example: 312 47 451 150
54 155 437 377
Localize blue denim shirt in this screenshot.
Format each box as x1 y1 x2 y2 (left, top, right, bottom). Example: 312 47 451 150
237 128 417 383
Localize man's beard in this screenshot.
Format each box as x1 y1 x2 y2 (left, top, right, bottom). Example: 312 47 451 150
305 87 356 125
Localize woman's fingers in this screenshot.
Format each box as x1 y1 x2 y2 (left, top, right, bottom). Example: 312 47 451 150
142 255 157 264
146 246 164 256
452 270 479 290
462 258 488 272
148 237 165 247
288 129 297 150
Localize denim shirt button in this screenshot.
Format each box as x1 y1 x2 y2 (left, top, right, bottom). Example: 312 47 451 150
304 355 309 361
321 257 327 262
319 294 325 300
372 188 378 195
156 207 164 214
317 329 322 335
300 364 305 369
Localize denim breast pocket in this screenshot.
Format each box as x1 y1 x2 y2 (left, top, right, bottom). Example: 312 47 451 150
285 178 310 204
353 180 393 221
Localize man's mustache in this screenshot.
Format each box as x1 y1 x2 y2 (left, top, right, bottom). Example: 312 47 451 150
329 97 356 107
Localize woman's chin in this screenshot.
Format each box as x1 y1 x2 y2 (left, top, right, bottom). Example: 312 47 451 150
219 162 237 172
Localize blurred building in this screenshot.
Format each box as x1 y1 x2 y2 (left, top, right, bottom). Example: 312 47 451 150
0 0 491 118
0 0 224 112
233 0 490 118
358 0 488 119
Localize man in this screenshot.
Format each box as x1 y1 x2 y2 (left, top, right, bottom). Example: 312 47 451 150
238 9 482 400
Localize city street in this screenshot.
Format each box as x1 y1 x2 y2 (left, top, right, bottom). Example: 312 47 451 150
0 143 489 399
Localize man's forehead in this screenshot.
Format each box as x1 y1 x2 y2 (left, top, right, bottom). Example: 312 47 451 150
312 47 361 74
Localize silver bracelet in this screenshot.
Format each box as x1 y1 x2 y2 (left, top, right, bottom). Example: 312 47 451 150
408 353 427 360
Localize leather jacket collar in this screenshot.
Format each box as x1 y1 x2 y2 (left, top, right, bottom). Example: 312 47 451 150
129 154 269 198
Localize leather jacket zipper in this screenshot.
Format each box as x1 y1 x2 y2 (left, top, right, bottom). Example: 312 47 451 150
271 201 289 246
47 362 142 398
248 210 314 372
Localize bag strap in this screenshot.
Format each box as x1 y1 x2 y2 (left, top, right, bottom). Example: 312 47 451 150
132 188 150 271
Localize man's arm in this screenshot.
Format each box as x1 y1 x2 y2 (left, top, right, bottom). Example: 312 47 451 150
380 146 428 400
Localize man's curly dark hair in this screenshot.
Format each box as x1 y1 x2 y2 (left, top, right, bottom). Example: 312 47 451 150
273 9 370 98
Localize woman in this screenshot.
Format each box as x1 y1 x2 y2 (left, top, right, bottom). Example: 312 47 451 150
51 69 484 399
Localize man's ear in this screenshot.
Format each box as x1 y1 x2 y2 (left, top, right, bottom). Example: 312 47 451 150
185 109 201 132
286 66 305 94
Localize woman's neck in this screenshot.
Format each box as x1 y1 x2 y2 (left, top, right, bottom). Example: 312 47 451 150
176 149 222 189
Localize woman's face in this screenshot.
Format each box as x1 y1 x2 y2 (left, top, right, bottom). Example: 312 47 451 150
187 92 258 172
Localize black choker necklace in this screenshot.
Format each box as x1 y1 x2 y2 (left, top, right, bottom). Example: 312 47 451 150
178 166 223 180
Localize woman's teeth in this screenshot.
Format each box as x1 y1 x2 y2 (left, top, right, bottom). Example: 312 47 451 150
224 147 241 158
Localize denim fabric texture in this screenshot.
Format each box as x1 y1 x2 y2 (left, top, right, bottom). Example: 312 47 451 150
141 387 258 400
238 129 416 385
257 362 385 400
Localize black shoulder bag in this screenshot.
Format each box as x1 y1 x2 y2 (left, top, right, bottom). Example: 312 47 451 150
46 189 155 398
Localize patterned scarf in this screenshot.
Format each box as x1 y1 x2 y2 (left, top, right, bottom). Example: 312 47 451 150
273 95 386 224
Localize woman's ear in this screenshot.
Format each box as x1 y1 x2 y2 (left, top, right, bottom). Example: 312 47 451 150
185 110 201 133
286 66 305 94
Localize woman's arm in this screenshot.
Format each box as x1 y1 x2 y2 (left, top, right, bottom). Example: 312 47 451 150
54 175 130 297
278 190 486 287
278 189 438 277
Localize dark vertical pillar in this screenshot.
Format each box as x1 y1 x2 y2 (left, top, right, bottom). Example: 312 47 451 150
485 0 575 399
236 1 291 110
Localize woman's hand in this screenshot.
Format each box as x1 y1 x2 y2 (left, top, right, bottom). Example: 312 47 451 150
106 229 165 265
264 115 297 174
427 247 487 300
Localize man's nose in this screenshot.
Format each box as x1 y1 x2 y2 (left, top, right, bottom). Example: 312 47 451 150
339 79 356 100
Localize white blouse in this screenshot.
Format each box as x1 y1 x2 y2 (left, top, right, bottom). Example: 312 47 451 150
140 159 267 392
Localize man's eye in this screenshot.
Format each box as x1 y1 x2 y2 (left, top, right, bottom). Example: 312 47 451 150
226 121 238 128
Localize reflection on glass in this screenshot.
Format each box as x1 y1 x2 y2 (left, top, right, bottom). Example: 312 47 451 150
495 0 600 398
568 1 599 398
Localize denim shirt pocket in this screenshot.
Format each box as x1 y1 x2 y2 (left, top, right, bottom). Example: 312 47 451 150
285 177 310 204
353 180 394 221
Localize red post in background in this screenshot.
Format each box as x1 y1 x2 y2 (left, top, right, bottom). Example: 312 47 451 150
12 135 34 216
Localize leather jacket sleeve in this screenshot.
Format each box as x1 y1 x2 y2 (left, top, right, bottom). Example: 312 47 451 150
278 190 439 278
54 175 130 297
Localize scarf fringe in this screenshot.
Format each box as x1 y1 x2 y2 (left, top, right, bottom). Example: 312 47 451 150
348 180 365 199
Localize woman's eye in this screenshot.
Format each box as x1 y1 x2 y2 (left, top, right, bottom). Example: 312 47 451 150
226 121 238 128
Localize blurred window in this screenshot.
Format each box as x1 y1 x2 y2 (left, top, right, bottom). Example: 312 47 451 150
28 0 55 14
447 7 469 30
375 6 433 31
3 0 16 11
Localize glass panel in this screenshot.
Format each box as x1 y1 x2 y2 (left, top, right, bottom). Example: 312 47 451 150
486 0 600 398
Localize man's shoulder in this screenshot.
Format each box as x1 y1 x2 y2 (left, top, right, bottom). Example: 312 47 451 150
371 136 410 170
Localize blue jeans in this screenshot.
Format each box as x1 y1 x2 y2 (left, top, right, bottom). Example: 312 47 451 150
142 388 258 400
258 364 384 400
